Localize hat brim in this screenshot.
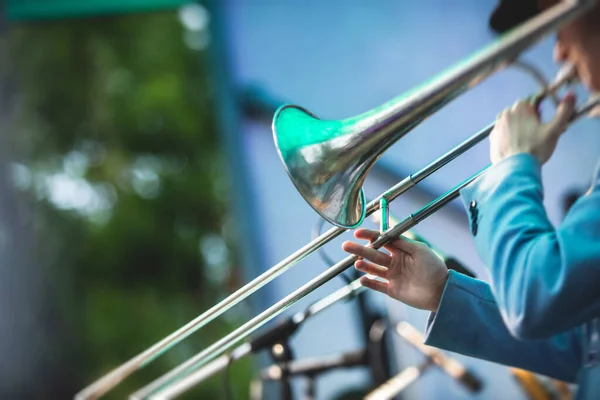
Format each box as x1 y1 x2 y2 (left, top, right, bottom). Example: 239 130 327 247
489 0 540 34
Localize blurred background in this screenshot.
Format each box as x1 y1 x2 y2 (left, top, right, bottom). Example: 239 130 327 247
1 0 598 399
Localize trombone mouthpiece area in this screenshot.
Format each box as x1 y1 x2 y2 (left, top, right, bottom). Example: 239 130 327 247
555 63 577 85
550 64 578 91
534 63 577 107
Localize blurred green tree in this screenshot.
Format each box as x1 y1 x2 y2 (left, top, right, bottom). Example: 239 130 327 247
6 5 251 399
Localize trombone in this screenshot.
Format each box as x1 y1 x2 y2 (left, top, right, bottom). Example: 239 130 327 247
76 1 600 398
125 211 477 400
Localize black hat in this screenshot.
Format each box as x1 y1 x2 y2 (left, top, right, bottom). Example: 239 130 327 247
489 0 541 34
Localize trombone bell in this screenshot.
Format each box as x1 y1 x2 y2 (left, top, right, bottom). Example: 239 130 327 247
272 0 598 229
273 100 430 229
273 104 369 229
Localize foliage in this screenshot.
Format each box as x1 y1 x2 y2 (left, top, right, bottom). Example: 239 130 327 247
7 7 251 399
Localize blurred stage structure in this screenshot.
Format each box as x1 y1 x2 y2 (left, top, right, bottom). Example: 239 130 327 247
4 1 599 399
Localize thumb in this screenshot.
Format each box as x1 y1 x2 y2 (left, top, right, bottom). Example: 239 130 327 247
544 93 576 138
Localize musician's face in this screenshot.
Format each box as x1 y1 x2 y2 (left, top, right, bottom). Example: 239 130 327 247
554 20 600 92
540 0 600 92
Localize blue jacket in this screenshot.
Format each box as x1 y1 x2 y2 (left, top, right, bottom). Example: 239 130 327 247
424 154 600 399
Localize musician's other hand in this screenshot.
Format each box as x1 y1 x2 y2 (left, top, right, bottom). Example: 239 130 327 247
490 93 576 165
342 229 448 312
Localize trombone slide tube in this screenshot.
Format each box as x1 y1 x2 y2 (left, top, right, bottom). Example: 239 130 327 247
134 171 485 400
155 277 366 395
75 102 493 400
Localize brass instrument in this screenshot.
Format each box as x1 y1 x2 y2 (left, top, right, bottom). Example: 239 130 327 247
75 1 600 398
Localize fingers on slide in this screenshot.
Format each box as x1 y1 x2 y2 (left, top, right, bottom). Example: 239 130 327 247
359 275 389 295
342 241 392 267
355 259 388 280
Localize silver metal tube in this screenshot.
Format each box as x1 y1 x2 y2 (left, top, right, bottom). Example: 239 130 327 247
354 0 592 136
133 170 485 399
306 277 365 316
574 94 600 118
146 278 366 399
150 342 251 398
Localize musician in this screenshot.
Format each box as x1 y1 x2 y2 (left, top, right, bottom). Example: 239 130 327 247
342 0 600 398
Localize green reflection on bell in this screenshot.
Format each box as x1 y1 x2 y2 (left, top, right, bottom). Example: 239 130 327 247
272 104 370 229
271 79 433 229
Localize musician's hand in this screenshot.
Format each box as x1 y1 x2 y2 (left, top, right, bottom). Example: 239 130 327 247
490 93 576 165
342 229 448 312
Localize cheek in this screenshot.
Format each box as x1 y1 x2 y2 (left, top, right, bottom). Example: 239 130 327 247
591 46 600 92
581 35 600 92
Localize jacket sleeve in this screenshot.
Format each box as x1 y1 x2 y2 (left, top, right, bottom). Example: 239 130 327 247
459 153 600 339
424 270 582 383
